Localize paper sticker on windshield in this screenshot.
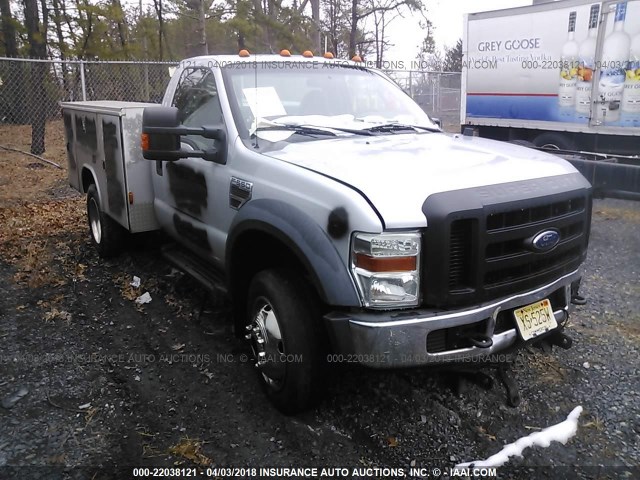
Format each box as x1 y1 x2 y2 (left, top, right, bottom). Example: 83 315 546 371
242 87 287 118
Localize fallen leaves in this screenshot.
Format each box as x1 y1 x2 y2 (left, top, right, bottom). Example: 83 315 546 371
84 406 100 426
47 453 67 465
44 307 72 323
168 437 212 466
594 207 640 223
1 197 85 290
0 197 84 247
116 273 141 301
476 425 497 441
582 414 605 431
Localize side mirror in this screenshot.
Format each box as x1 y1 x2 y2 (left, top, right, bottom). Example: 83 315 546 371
431 117 442 129
141 106 227 164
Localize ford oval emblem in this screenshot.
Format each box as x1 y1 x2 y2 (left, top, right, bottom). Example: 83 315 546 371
530 230 560 252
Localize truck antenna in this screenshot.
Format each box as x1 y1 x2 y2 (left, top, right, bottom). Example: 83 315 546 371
253 28 260 149
253 57 259 149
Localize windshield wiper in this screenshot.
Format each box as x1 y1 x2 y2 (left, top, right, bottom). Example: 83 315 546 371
362 123 440 133
303 125 375 136
253 125 337 137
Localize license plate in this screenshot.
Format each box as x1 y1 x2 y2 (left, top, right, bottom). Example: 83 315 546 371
513 298 557 341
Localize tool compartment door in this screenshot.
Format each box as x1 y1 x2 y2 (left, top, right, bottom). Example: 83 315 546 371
98 113 129 229
62 109 81 190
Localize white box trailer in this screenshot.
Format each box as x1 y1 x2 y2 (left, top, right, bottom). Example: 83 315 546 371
61 101 160 233
462 0 640 199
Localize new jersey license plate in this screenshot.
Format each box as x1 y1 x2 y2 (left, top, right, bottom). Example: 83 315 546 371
513 299 557 341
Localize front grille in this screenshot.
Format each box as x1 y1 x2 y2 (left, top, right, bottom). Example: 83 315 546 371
481 197 586 291
422 180 591 308
449 219 475 293
486 197 585 231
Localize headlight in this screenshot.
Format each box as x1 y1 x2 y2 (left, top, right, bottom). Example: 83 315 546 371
351 232 421 308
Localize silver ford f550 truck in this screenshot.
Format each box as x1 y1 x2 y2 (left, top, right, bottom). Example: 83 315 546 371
61 53 592 413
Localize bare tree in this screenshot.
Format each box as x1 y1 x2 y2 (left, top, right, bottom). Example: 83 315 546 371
185 0 208 54
23 0 48 153
0 0 18 56
370 0 407 67
349 0 421 58
310 0 320 52
152 0 172 59
111 0 129 55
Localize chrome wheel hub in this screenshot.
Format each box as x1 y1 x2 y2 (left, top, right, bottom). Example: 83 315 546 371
88 197 102 244
246 299 285 389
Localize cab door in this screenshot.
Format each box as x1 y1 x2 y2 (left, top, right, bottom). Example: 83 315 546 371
152 67 227 262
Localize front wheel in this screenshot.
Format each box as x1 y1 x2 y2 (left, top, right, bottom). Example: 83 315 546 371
86 184 125 258
245 269 327 414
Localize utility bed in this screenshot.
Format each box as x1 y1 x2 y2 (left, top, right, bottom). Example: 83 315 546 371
61 101 160 233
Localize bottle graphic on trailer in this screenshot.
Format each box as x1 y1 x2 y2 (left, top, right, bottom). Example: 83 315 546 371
576 4 600 115
597 2 630 123
559 11 579 107
622 31 640 113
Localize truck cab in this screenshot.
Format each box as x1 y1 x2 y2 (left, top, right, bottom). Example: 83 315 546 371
62 53 592 413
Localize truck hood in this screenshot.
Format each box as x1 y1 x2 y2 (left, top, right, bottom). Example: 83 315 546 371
262 133 579 228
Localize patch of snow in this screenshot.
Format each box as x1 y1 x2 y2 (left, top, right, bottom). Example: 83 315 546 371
455 406 583 469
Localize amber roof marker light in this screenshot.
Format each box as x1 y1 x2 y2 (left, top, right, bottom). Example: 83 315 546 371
323 52 334 59
239 49 250 57
280 49 291 57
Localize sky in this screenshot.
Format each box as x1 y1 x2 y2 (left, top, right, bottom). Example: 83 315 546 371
384 0 532 63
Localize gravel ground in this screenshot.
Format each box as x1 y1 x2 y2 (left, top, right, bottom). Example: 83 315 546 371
0 196 638 480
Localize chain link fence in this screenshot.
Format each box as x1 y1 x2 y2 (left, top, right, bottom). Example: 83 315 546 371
0 57 462 151
0 58 178 125
386 70 462 131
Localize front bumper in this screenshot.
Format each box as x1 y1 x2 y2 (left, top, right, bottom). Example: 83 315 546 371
324 269 581 368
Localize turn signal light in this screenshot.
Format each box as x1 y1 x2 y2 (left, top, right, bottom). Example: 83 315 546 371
141 133 149 151
354 253 417 272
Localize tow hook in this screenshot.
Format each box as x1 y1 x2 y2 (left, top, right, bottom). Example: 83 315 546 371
466 334 493 349
548 331 573 350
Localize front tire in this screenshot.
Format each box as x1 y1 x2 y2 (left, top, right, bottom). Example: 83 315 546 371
245 269 326 414
86 184 125 258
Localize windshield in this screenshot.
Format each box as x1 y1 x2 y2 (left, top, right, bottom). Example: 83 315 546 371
221 62 438 140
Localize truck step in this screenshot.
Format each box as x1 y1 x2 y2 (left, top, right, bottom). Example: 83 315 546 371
162 245 228 295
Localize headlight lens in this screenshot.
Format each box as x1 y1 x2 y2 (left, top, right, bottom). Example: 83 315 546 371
351 232 421 308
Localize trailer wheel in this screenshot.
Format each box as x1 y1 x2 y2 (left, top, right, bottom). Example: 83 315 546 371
245 268 326 414
533 132 576 151
86 184 125 258
509 139 536 148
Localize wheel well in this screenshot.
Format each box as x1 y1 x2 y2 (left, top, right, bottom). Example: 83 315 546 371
228 230 322 332
81 168 96 193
